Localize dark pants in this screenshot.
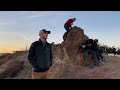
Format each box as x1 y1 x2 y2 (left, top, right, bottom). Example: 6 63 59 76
113 51 116 56
64 25 70 39
96 50 104 61
83 50 99 66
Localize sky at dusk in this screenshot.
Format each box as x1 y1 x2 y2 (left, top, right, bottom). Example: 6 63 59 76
0 11 120 53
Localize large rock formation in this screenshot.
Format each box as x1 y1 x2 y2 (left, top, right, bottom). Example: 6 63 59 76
61 26 89 65
48 26 90 79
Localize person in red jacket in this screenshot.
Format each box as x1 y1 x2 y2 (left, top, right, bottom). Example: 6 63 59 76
64 18 76 39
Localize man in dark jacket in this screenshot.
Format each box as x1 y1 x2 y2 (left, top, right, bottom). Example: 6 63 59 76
91 39 105 63
28 29 53 79
64 18 76 40
80 39 99 69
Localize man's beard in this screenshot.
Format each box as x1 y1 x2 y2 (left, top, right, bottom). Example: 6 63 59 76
43 37 47 40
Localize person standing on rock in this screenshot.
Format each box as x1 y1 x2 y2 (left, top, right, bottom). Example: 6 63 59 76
28 29 53 79
64 18 76 40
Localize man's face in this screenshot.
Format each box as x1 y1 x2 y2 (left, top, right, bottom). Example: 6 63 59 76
40 32 48 39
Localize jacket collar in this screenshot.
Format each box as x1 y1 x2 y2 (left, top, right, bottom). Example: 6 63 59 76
38 38 47 46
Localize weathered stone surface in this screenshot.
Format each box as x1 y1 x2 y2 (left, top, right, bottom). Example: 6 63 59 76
0 60 24 78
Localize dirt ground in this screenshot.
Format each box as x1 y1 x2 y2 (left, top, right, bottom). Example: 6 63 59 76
1 52 120 79
12 54 120 79
60 54 120 79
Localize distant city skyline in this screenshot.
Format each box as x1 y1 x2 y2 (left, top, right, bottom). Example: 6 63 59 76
0 11 120 53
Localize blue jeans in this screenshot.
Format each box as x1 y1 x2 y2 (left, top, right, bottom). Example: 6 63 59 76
83 50 99 66
64 26 70 39
64 25 70 32
96 50 104 61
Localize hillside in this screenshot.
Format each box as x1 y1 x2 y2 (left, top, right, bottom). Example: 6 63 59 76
0 48 120 79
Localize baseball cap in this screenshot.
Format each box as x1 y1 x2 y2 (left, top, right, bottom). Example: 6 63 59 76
88 39 93 43
94 39 98 42
39 29 51 35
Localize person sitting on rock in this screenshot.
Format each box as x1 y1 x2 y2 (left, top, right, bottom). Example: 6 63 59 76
80 39 99 69
64 18 76 40
91 39 106 64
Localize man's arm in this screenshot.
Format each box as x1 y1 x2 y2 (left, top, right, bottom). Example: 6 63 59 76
70 19 74 29
28 43 37 67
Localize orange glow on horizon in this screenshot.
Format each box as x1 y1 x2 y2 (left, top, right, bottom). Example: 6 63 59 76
0 43 30 53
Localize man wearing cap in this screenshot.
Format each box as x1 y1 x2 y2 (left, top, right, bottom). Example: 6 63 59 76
28 29 53 79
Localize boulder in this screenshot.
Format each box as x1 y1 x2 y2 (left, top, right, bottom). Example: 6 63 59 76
48 26 91 79
0 60 24 78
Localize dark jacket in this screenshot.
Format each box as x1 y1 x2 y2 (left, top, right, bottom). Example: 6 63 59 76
80 39 93 52
90 42 99 51
28 39 53 72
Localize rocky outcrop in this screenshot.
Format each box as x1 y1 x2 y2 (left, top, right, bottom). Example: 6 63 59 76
48 26 89 79
48 46 67 79
61 26 89 65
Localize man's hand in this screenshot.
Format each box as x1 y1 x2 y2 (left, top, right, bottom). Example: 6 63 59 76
69 27 72 29
82 45 86 48
87 43 92 47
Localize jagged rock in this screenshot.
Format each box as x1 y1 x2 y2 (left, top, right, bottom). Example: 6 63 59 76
61 26 89 65
48 46 67 79
0 60 24 78
48 26 90 79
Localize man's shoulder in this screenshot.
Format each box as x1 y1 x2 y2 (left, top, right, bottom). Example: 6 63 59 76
66 19 72 22
46 42 51 46
69 19 74 21
69 18 73 20
32 41 40 46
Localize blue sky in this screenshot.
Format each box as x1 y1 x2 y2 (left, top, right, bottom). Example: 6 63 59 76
0 11 120 53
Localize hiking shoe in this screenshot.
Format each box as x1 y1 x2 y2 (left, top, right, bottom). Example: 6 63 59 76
94 64 100 66
88 65 94 69
85 63 90 66
96 64 100 66
100 61 105 64
103 60 108 63
99 60 105 64
90 66 94 69
99 60 103 63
